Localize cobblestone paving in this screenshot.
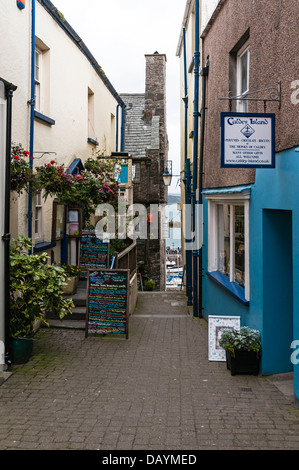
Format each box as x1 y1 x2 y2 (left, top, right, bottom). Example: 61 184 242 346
0 292 299 450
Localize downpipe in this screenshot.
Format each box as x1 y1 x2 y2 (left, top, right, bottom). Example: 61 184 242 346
28 0 36 245
192 0 200 317
197 59 209 319
182 27 193 306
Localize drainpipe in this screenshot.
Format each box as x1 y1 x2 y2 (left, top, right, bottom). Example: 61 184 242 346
192 0 201 317
198 58 209 318
182 27 192 306
116 104 120 152
120 104 126 152
28 0 36 245
2 79 17 366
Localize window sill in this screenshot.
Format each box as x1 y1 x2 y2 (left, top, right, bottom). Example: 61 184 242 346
207 271 249 306
34 241 56 253
34 111 55 126
87 137 99 146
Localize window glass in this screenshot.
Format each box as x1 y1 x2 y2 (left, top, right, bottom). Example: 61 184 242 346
217 204 230 278
237 45 249 112
234 205 245 286
34 49 41 111
241 51 248 95
35 191 43 240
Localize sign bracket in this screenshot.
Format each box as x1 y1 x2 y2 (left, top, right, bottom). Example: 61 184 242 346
219 82 281 111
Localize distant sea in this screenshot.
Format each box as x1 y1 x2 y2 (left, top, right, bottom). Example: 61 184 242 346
166 193 181 250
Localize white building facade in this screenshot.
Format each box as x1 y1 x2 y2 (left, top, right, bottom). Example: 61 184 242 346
0 0 125 369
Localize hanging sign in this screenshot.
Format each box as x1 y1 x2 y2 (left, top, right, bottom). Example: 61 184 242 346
221 112 275 168
85 269 129 338
113 157 132 187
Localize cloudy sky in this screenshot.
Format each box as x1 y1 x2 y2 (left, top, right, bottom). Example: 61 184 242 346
52 0 187 194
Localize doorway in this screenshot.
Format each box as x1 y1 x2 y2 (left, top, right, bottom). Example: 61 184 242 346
263 209 293 374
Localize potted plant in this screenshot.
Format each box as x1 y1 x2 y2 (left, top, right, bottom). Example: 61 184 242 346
9 236 74 364
219 326 261 376
61 265 81 295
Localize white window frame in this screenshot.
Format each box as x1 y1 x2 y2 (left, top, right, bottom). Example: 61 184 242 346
35 47 42 112
35 190 43 242
236 42 250 112
206 190 250 301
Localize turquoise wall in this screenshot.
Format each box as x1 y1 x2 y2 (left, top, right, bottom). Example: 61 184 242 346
202 146 299 404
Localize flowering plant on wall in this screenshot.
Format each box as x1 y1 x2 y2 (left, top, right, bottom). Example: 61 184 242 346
10 147 119 224
10 143 34 194
35 156 118 223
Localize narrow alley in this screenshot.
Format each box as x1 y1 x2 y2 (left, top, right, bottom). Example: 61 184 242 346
0 291 299 451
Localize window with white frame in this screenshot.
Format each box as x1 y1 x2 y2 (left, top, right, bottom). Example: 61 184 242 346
236 42 250 112
35 191 43 241
35 47 42 111
207 191 250 301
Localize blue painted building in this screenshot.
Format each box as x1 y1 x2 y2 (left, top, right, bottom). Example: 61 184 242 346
178 0 299 406
203 146 299 405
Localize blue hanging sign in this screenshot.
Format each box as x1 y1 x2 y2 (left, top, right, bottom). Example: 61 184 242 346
221 112 275 168
113 158 131 186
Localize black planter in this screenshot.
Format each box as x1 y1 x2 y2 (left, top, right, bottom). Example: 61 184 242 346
226 349 261 376
10 337 34 365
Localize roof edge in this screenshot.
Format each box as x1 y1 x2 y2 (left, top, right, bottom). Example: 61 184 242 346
37 0 125 107
201 0 228 39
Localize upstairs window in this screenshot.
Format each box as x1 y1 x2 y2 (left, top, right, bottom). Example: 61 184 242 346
35 47 42 111
236 42 250 112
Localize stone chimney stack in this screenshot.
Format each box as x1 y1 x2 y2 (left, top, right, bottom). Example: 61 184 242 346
144 52 167 154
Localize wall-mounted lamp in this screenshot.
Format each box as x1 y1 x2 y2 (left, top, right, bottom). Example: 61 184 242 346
163 160 173 187
163 168 172 187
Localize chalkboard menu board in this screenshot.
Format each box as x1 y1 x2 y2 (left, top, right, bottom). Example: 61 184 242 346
85 269 129 339
79 230 109 277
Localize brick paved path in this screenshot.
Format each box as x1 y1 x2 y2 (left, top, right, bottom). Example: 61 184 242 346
0 292 299 450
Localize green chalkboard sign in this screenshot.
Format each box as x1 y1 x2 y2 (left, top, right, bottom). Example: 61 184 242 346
85 269 129 339
79 230 109 278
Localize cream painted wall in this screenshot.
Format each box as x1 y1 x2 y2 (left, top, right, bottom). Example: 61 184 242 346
0 82 7 368
0 1 122 262
0 1 32 239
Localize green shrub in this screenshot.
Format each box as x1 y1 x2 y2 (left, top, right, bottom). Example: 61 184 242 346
144 280 155 291
10 236 74 338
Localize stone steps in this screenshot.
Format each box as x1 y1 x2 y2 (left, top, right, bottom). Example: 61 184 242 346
47 279 87 329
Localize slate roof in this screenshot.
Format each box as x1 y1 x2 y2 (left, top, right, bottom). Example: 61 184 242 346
120 94 160 159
